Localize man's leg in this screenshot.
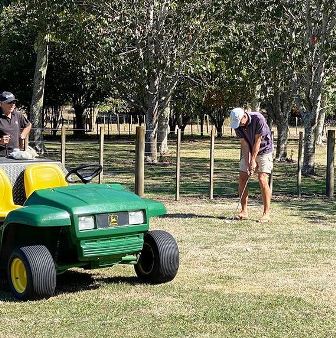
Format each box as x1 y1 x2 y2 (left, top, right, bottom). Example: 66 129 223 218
258 172 271 222
238 171 249 219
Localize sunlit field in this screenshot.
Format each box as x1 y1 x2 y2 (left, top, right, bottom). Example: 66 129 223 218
0 126 335 338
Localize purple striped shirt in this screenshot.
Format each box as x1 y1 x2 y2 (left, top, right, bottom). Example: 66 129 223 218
235 112 273 155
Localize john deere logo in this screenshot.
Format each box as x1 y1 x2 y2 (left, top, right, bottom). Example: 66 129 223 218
108 214 118 226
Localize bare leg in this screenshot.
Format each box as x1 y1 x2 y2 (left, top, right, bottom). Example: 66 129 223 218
238 171 249 219
258 172 271 222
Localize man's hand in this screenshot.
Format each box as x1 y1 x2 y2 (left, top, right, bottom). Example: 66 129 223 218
248 158 257 176
0 135 10 145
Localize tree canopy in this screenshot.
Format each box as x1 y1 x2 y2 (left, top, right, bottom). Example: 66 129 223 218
0 0 335 170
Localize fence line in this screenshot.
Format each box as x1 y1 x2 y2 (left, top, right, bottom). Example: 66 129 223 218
40 126 335 199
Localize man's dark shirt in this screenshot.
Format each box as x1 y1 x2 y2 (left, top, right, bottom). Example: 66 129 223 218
235 112 273 155
0 110 30 155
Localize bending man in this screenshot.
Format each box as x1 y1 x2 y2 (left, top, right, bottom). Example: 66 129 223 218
230 107 273 223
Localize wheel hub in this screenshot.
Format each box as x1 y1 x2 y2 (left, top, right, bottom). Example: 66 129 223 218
10 258 27 293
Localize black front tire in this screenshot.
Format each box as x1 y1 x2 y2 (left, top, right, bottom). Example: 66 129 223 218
8 245 56 300
135 230 179 284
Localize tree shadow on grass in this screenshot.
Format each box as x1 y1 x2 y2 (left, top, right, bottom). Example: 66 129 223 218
274 195 336 223
163 213 208 219
0 278 14 301
94 275 141 285
0 269 142 301
55 269 141 296
163 212 236 220
55 269 99 295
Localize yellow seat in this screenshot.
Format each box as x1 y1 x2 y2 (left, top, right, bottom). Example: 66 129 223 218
24 163 68 198
0 169 21 219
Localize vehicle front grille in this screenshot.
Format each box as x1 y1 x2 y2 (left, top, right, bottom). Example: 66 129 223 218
80 234 143 257
96 212 129 228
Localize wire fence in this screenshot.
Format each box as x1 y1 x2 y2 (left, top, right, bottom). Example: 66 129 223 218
39 125 336 200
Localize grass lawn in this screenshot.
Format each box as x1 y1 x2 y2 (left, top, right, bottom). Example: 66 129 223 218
0 127 335 337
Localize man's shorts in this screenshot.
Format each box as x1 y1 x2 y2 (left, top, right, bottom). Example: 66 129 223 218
240 153 273 174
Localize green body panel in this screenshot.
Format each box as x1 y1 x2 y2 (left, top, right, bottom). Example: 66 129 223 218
24 184 166 216
4 206 71 227
1 183 166 272
143 198 166 217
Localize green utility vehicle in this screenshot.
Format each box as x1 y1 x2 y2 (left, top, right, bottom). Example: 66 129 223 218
0 160 179 300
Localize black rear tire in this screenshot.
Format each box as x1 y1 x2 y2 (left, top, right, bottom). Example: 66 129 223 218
135 230 179 284
8 245 56 300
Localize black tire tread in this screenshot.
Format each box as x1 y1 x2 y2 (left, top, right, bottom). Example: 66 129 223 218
135 230 179 284
8 245 56 300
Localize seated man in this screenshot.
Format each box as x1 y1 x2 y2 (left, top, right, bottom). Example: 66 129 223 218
0 91 31 156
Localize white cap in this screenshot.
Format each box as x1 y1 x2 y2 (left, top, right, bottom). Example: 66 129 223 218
230 108 244 129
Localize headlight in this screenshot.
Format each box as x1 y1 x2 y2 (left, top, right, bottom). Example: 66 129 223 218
78 216 95 230
129 211 144 225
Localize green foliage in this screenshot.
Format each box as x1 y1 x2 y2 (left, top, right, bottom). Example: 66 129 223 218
0 3 35 106
1 0 335 157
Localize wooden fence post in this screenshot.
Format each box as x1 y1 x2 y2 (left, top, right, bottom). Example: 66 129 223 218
209 127 215 199
99 127 104 184
175 128 181 201
135 126 145 196
326 129 335 198
297 131 303 197
129 115 133 136
61 126 66 165
117 113 120 136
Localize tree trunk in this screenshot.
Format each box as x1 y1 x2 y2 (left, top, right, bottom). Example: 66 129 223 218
276 122 289 159
143 3 159 163
200 113 204 137
273 91 290 160
145 100 159 163
302 123 316 175
301 80 324 175
73 104 85 137
30 32 49 153
52 106 60 137
157 104 170 156
301 6 327 175
250 84 261 111
215 122 223 138
315 102 326 145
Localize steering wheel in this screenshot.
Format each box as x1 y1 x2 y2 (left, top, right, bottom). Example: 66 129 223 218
65 164 102 184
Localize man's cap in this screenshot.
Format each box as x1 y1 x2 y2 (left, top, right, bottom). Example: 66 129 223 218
230 108 244 129
0 91 17 103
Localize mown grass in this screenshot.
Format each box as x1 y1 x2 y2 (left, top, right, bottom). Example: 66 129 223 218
0 127 335 337
0 197 335 337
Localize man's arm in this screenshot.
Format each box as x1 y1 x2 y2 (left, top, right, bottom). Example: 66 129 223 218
240 138 250 170
19 122 32 149
20 122 32 140
249 134 262 173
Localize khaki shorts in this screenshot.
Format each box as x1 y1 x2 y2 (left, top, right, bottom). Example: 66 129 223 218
240 153 273 174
